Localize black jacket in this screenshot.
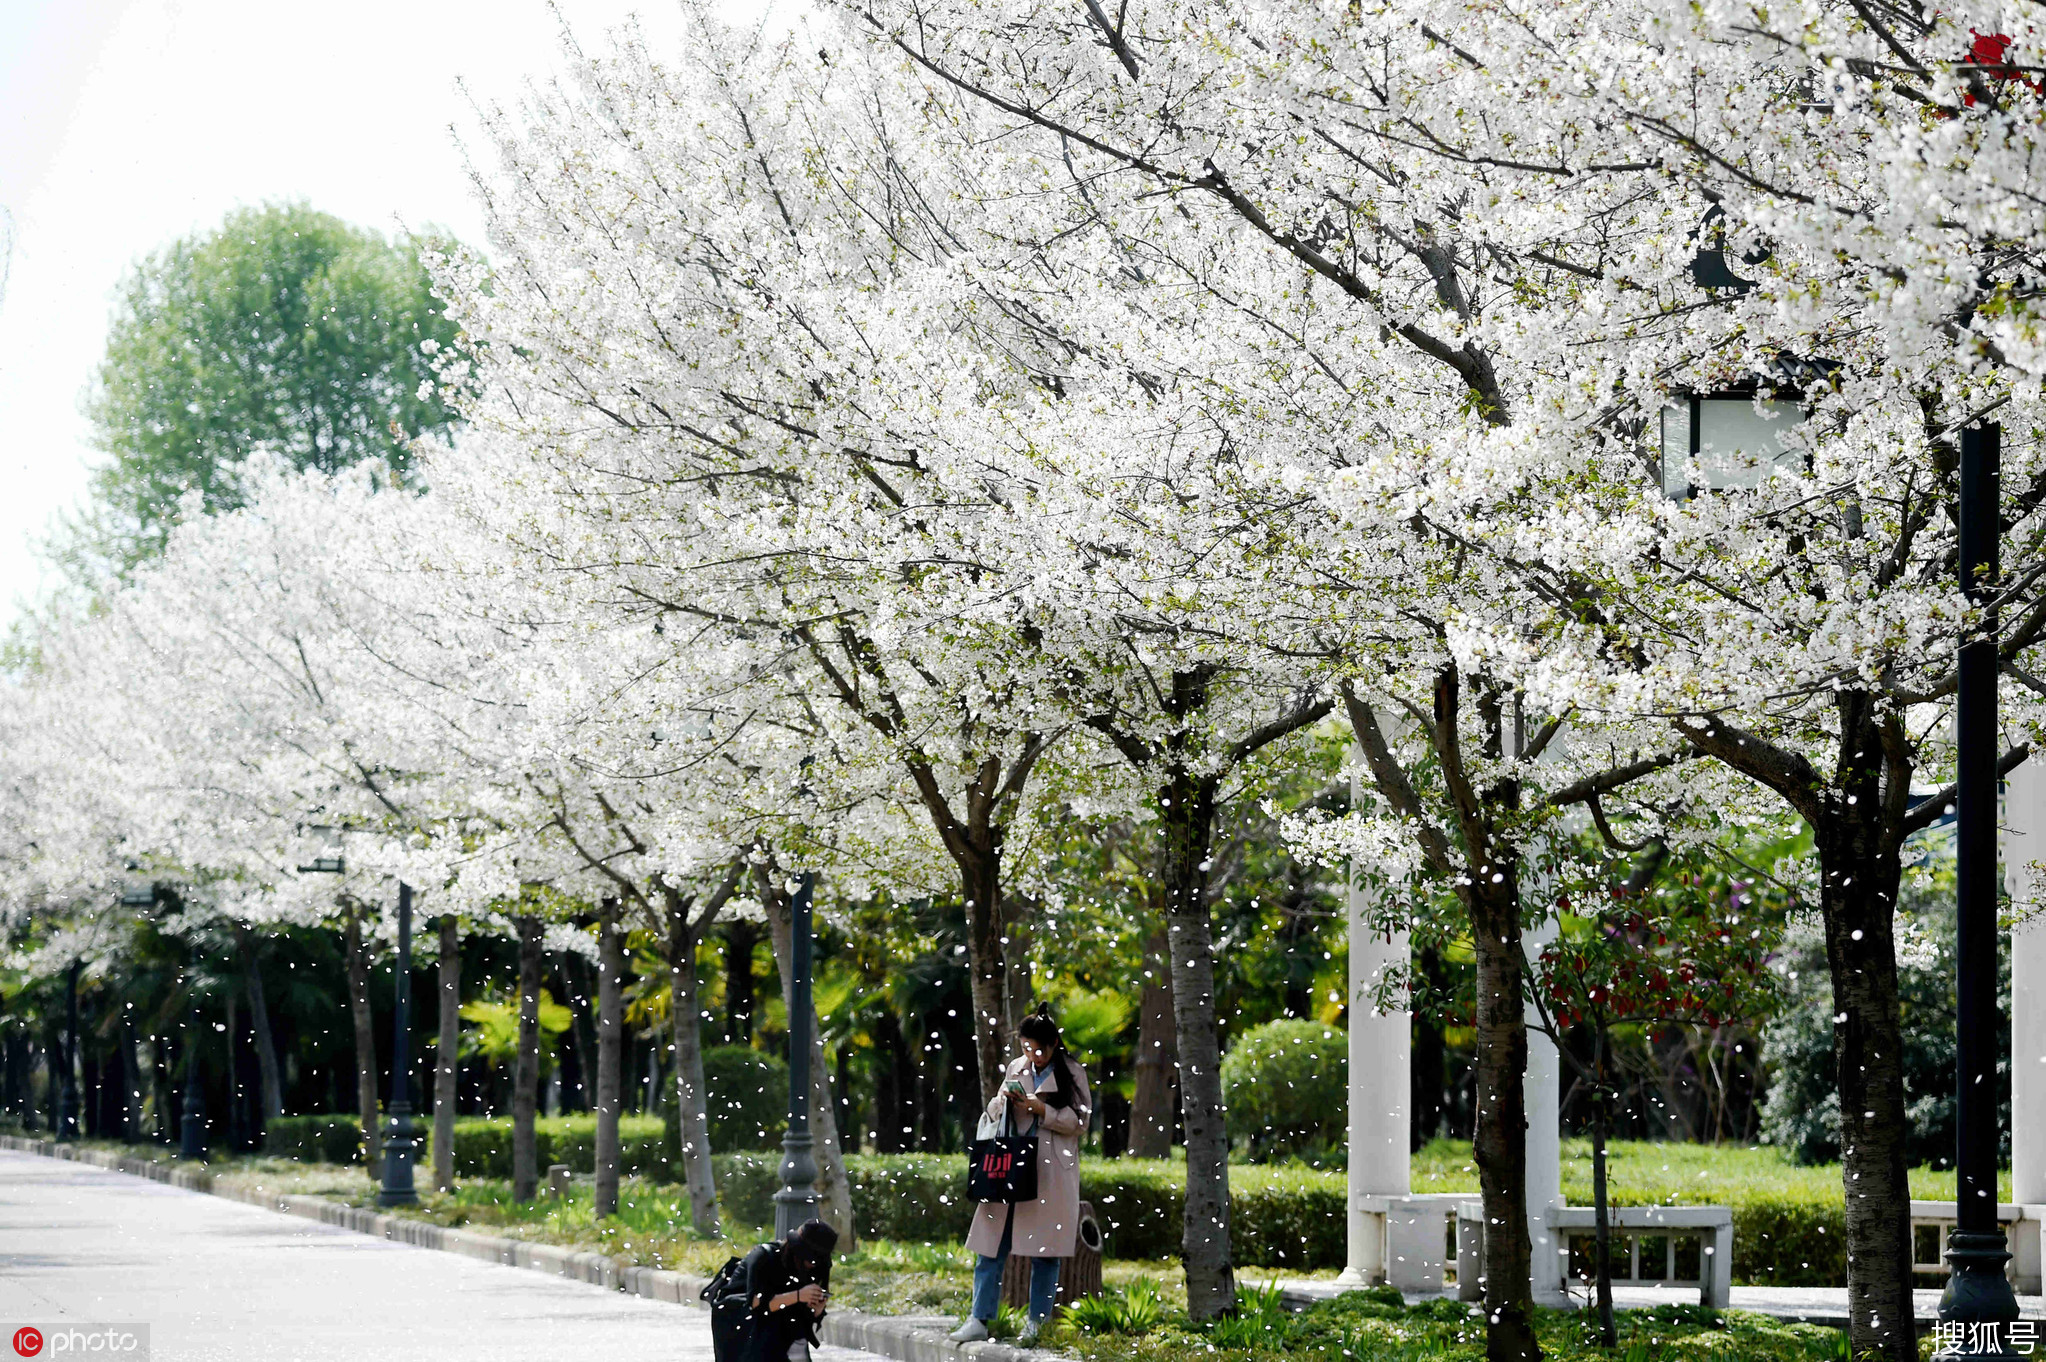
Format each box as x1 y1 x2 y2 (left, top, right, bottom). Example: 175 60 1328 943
732 1239 831 1362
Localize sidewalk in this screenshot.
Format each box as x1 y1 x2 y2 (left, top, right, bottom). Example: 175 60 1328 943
0 1138 1058 1362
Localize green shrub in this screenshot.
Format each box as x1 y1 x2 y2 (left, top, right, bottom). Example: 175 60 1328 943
264 1114 365 1164
1219 1018 1347 1159
702 1045 789 1152
710 1151 1344 1268
1730 1190 1848 1287
442 1114 671 1180
1227 1166 1347 1267
711 1152 984 1242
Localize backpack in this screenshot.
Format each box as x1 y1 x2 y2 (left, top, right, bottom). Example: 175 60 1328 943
702 1254 750 1362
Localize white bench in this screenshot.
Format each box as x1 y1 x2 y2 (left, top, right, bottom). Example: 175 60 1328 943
1352 1193 1477 1292
1441 1200 1733 1308
1549 1205 1733 1308
1908 1201 2042 1293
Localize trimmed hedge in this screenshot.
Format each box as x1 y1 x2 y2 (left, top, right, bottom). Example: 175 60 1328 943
710 1153 1345 1268
444 1114 672 1179
1730 1192 1847 1288
264 1114 367 1165
256 1121 1843 1282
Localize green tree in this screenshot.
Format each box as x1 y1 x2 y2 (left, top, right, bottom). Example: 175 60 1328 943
75 201 459 574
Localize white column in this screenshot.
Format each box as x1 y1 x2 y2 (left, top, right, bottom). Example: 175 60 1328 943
1341 757 1410 1287
2008 759 2046 1208
1523 915 1567 1305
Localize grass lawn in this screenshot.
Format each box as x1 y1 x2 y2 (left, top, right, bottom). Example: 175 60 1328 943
1410 1136 2009 1205
1053 1284 1851 1362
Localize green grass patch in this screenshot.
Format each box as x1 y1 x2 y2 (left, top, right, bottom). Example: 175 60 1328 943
1056 1293 1849 1362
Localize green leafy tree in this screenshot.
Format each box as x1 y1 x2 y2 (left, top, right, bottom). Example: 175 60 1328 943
73 201 459 575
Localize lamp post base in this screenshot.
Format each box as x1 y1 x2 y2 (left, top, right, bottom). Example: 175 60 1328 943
1938 1231 2024 1359
773 1128 820 1240
379 1103 420 1206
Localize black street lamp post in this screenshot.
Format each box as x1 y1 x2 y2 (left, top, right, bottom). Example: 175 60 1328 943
773 871 820 1237
57 959 80 1142
379 881 421 1207
1940 420 2022 1356
296 854 420 1205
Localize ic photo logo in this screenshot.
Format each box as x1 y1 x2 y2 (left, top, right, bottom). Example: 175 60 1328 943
8 1325 148 1358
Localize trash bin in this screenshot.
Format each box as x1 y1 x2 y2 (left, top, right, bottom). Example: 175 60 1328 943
1002 1200 1105 1312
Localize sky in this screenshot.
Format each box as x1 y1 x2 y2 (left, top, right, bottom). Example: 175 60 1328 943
0 0 776 626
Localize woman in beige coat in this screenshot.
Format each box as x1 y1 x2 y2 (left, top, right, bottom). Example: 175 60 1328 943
949 1006 1092 1346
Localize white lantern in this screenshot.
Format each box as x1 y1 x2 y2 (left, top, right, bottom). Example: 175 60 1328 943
1658 391 1805 498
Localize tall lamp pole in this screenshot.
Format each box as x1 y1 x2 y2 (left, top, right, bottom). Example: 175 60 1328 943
379 882 420 1206
57 959 80 1142
1941 420 2022 1355
773 871 820 1237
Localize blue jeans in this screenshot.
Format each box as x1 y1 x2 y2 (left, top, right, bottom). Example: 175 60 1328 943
972 1210 1060 1322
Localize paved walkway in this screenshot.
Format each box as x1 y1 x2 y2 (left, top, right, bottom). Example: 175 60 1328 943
0 1151 874 1362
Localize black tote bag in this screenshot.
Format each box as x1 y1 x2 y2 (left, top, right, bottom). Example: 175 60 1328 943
967 1106 1039 1204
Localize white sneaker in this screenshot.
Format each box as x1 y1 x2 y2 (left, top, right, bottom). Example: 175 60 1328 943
1018 1318 1043 1346
948 1319 990 1343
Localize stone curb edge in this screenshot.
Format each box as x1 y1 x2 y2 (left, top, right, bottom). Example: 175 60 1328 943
0 1137 1055 1362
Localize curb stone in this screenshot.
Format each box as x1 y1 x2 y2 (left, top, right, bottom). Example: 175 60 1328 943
0 1136 1054 1362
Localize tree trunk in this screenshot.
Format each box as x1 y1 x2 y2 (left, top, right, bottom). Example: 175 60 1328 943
1817 800 1915 1362
1003 905 1036 1038
1412 945 1450 1150
1470 871 1542 1362
666 899 721 1235
1128 926 1178 1158
759 865 857 1242
434 915 461 1193
724 918 761 1044
595 901 625 1219
343 904 380 1173
958 839 1013 1105
1158 760 1236 1321
512 914 543 1202
234 926 284 1130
